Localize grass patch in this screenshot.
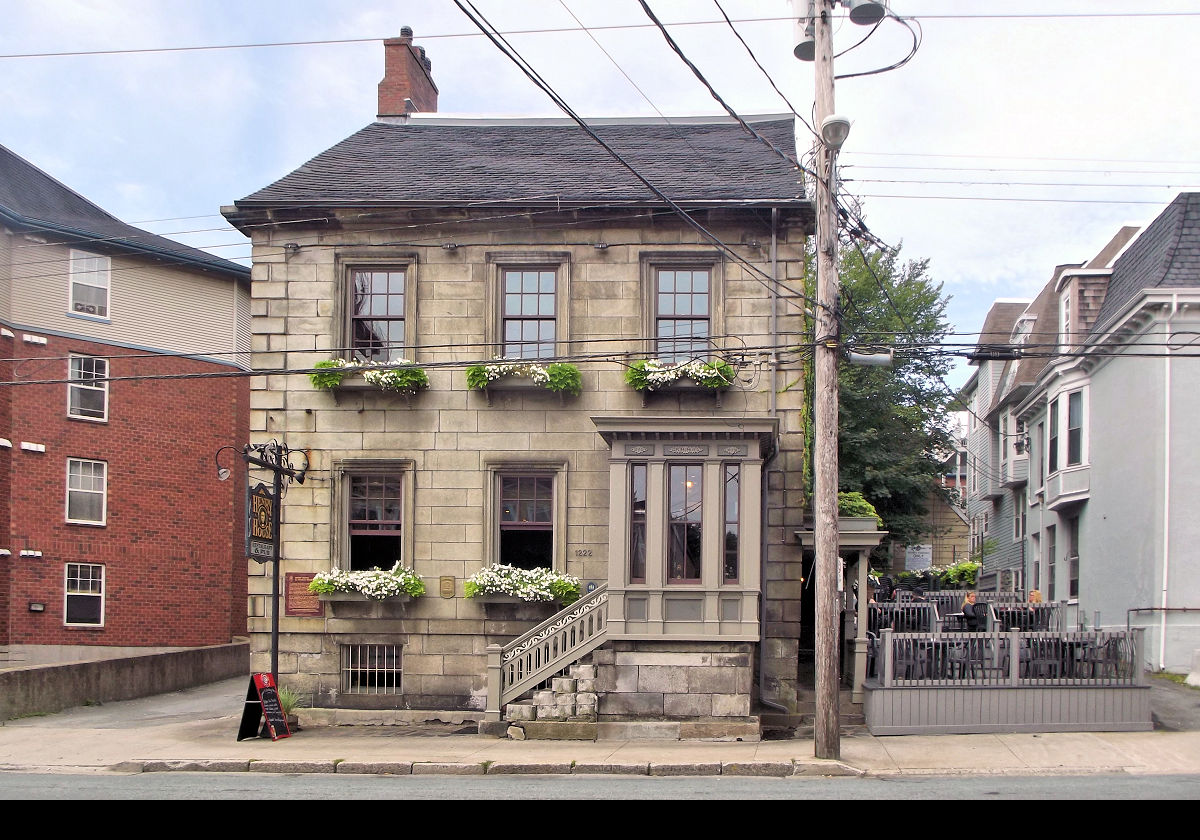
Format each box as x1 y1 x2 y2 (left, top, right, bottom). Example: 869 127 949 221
1152 671 1197 689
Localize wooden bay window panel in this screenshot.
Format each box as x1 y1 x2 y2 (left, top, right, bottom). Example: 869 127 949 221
667 464 703 583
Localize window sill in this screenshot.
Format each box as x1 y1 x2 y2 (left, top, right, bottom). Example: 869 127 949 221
317 592 411 603
66 311 112 325
67 415 109 424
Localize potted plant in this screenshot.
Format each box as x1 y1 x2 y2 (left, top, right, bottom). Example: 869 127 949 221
307 563 426 601
465 360 582 400
276 684 304 731
464 563 581 605
837 491 884 529
624 358 735 393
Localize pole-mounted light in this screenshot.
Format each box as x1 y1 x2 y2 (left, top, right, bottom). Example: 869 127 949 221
820 115 851 151
794 0 889 62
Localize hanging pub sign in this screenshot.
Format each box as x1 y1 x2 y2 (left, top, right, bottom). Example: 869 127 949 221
246 482 276 562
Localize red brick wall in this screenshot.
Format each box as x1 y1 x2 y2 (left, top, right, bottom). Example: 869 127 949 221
4 332 248 646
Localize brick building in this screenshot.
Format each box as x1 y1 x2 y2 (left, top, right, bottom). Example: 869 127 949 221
224 30 816 731
0 143 251 650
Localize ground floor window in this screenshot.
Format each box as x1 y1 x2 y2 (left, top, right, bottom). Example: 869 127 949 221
667 464 703 582
341 643 402 694
348 473 404 570
499 473 554 570
65 563 104 626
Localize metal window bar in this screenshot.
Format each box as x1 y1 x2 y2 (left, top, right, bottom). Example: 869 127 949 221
342 644 402 694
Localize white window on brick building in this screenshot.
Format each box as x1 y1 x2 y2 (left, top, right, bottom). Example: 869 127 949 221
66 458 107 525
64 563 104 626
68 355 109 421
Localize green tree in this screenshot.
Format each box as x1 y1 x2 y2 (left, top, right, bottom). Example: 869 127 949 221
806 242 955 551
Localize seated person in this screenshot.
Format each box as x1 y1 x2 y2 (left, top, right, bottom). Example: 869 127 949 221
1028 589 1043 604
961 591 982 631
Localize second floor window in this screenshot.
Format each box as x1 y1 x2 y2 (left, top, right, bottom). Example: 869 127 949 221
66 458 107 525
656 268 710 363
1067 391 1083 466
350 269 405 363
503 268 556 359
69 250 110 318
1048 398 1060 474
68 355 108 421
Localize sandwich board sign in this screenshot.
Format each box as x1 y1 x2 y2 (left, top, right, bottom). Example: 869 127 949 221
237 672 291 741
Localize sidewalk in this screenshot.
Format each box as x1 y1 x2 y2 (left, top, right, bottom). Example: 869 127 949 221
1 677 1197 778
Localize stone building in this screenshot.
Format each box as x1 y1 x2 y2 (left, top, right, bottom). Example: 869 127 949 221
0 142 251 651
223 30 815 731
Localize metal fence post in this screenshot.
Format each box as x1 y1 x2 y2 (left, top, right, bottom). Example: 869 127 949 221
1132 627 1146 685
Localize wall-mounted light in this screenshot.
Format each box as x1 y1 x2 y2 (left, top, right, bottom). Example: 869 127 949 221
442 242 458 251
283 243 300 257
593 242 609 250
28 601 46 613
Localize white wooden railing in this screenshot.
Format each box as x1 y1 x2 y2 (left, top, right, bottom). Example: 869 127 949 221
484 584 609 719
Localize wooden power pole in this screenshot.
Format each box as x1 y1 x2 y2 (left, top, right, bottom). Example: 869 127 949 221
812 0 842 760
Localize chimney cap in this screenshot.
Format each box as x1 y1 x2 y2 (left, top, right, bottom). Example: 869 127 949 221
400 25 413 38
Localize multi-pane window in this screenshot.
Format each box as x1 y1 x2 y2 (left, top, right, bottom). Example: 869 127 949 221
1046 524 1057 601
1014 488 1026 539
348 474 403 571
350 269 405 363
629 464 647 584
1048 397 1060 474
1067 391 1083 466
66 458 106 524
65 563 104 626
723 464 740 583
656 268 710 363
499 474 553 570
668 464 703 582
1067 516 1080 599
69 250 110 318
341 644 402 694
502 268 557 359
68 355 108 421
1036 422 1046 486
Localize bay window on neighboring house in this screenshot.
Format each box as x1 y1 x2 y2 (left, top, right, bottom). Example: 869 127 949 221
1048 398 1060 474
334 462 414 572
1014 488 1026 540
1036 421 1046 487
69 249 110 318
1066 390 1084 466
1029 533 1040 594
68 355 109 421
1067 515 1080 599
1046 524 1057 601
64 562 104 626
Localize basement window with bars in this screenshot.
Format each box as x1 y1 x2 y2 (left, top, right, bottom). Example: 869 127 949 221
341 644 402 694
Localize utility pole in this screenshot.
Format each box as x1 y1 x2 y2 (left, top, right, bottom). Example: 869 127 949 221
811 0 842 760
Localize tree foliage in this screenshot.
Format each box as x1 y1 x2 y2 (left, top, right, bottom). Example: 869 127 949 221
807 242 956 549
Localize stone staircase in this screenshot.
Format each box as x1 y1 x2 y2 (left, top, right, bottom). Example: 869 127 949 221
502 662 599 738
759 690 867 740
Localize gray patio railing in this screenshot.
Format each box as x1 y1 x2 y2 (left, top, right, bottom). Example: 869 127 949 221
873 627 1146 688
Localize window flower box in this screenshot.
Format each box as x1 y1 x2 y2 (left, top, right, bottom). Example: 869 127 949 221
308 358 429 403
466 360 581 406
464 564 581 605
625 359 733 406
307 564 425 601
317 592 411 604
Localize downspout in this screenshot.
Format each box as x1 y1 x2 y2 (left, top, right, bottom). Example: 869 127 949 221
1158 295 1177 670
759 207 788 714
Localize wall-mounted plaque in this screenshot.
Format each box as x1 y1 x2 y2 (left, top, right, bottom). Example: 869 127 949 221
285 572 323 617
718 445 748 456
625 444 654 455
440 576 456 598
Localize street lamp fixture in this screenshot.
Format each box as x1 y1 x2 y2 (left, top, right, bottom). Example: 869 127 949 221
794 0 890 61
820 115 852 151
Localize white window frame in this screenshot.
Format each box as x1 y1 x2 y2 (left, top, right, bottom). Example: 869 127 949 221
69 249 111 319
65 458 107 525
64 562 105 627
67 354 109 422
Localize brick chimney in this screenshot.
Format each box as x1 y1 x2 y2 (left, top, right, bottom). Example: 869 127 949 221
378 26 438 117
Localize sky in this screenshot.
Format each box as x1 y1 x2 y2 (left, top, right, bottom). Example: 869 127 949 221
3 1 1199 388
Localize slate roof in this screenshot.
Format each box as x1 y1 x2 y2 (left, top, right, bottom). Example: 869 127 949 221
1094 192 1200 332
0 143 247 280
235 116 807 210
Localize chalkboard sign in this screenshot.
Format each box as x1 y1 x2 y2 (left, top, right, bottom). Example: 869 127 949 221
236 673 292 741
